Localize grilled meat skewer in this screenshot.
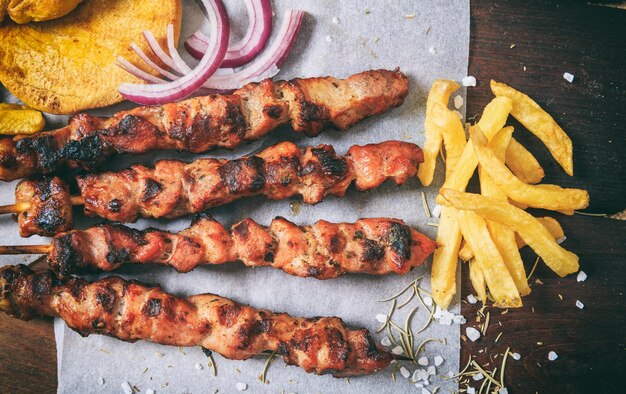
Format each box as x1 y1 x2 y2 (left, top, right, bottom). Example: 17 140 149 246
0 69 408 181
0 216 436 277
11 140 423 237
0 264 392 377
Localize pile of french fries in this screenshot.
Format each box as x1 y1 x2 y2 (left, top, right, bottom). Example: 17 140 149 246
420 80 589 309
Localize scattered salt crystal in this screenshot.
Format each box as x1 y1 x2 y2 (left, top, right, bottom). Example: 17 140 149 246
563 72 574 83
417 369 429 381
453 315 466 325
467 294 478 304
462 76 476 87
375 314 387 323
332 16 340 24
418 356 429 366
472 372 484 381
195 363 203 370
467 388 476 394
432 204 442 218
427 366 436 375
511 352 521 361
236 382 248 391
424 296 433 307
429 46 437 54
392 346 404 355
454 95 464 109
498 388 509 394
415 383 423 388
422 388 431 394
146 389 155 394
433 306 443 319
576 300 584 309
98 377 105 385
577 271 587 282
325 35 333 43
548 351 559 361
434 356 444 366
441 309 455 319
381 337 392 346
556 236 567 244
121 381 133 394
447 371 454 378
439 316 452 325
466 327 481 342
400 367 411 379
422 380 430 387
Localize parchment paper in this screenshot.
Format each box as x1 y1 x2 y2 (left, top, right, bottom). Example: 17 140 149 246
0 0 469 392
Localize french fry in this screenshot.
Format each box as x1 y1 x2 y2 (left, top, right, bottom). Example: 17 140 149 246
431 206 463 309
505 138 545 184
457 210 522 308
431 102 467 176
516 217 564 249
418 79 461 186
436 97 512 204
490 80 574 176
439 189 580 277
479 127 531 296
468 258 487 303
471 127 589 211
458 240 472 261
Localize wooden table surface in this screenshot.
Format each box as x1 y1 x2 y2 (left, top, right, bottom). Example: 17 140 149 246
1 1 625 393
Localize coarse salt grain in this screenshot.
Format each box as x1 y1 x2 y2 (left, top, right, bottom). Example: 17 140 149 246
433 306 443 319
467 294 478 304
548 351 559 361
453 315 466 325
432 204 442 218
472 372 484 381
418 356 429 366
467 388 476 394
429 46 437 54
381 337 392 346
400 367 411 379
577 271 587 282
466 327 481 342
392 346 404 355
434 356 444 366
454 95 464 109
462 76 476 87
121 381 133 394
556 236 567 244
195 363 203 370
332 16 340 24
498 388 509 394
412 369 420 382
422 388 431 394
236 382 248 391
422 379 430 386
424 296 433 307
417 369 429 381
576 300 584 309
375 314 387 323
439 316 452 325
98 377 105 385
511 352 521 361
325 35 333 43
427 366 436 375
146 389 155 394
563 72 574 83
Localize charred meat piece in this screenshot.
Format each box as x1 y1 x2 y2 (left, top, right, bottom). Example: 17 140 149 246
0 69 409 181
0 264 392 377
48 216 436 277
15 177 72 237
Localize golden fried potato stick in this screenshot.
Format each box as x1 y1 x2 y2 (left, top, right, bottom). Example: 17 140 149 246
471 127 589 212
490 80 573 176
478 127 531 296
436 97 513 204
505 138 545 184
468 258 487 303
456 209 522 308
431 102 466 177
439 189 580 277
417 79 461 186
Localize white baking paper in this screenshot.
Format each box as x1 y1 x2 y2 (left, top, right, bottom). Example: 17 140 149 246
0 0 469 392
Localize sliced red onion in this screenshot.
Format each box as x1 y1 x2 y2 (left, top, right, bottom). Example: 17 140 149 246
130 43 180 80
116 57 166 84
118 0 230 105
142 30 182 74
201 9 304 91
185 0 273 68
167 24 193 74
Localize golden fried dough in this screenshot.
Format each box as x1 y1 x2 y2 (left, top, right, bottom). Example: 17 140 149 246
2 0 83 24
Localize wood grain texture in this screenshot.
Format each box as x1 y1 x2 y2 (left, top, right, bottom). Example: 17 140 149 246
462 1 626 393
0 1 625 393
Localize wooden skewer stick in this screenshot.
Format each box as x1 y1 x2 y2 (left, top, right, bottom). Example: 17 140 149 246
0 195 84 215
0 245 51 255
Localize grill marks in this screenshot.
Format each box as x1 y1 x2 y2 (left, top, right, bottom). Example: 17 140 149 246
75 140 422 225
0 69 409 181
15 177 73 237
47 217 436 279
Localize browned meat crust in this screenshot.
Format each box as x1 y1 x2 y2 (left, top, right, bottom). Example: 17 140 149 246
48 215 436 278
0 69 409 181
0 264 392 377
76 140 423 223
15 177 72 237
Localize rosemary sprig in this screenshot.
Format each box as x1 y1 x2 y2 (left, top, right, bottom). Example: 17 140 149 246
527 256 540 280
259 351 276 384
376 299 397 332
207 353 217 377
379 277 423 302
470 360 501 387
574 211 607 217
499 347 510 388
397 286 417 309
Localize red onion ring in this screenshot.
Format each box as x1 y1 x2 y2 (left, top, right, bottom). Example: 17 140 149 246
118 0 230 105
130 43 180 80
185 0 273 68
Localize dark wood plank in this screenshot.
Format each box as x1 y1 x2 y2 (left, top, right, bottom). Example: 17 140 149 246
463 1 626 393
